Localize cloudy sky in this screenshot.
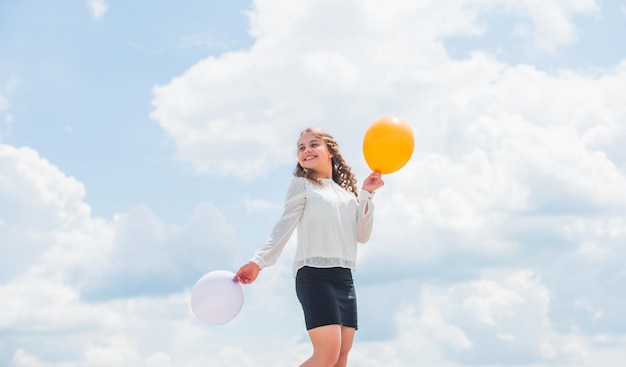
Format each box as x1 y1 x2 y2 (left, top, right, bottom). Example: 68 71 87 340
2 0 626 366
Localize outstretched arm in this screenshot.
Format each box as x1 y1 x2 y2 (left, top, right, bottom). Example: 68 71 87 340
233 177 306 285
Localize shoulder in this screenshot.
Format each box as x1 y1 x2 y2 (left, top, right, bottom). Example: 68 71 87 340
288 176 307 188
286 176 308 197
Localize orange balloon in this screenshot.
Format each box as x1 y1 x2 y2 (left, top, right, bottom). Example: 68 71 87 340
363 116 414 174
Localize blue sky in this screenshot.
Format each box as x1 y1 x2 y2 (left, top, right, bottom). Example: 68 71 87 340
1 1 626 366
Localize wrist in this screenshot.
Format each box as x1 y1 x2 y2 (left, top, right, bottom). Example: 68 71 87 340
360 188 375 200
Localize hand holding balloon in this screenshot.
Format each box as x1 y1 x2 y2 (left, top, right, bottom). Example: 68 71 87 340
362 171 385 193
234 261 261 284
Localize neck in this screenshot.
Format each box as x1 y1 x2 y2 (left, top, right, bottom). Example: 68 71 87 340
317 168 333 179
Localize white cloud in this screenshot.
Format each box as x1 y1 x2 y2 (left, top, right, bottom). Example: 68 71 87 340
82 202 240 298
150 0 609 180
505 0 600 53
1 142 242 296
346 270 626 367
0 145 94 281
86 0 108 20
563 217 626 265
153 0 483 178
0 143 250 365
0 275 93 333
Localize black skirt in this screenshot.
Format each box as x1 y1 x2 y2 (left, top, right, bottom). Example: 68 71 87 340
295 266 358 330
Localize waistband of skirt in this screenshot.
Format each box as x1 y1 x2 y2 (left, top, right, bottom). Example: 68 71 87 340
296 266 353 280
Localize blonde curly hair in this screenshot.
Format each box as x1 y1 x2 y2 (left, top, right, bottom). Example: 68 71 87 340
294 128 358 196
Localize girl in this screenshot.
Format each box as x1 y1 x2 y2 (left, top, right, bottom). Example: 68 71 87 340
235 127 384 367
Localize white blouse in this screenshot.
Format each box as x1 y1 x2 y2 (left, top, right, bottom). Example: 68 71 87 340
251 177 375 277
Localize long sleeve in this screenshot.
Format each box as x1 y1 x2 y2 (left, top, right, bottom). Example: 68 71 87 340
356 189 375 243
251 178 306 268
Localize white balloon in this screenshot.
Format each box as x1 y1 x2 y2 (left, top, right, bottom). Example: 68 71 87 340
190 270 245 325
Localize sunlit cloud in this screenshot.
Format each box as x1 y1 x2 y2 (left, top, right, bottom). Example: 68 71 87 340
86 0 108 20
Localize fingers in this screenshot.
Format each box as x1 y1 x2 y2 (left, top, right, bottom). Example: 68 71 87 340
235 274 255 284
364 171 384 191
370 172 383 184
234 275 252 284
234 269 250 284
234 262 259 284
233 268 246 284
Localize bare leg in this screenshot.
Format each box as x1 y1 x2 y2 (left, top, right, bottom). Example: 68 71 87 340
333 326 356 367
300 324 342 367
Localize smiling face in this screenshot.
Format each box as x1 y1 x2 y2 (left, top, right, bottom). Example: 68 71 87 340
297 131 333 178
